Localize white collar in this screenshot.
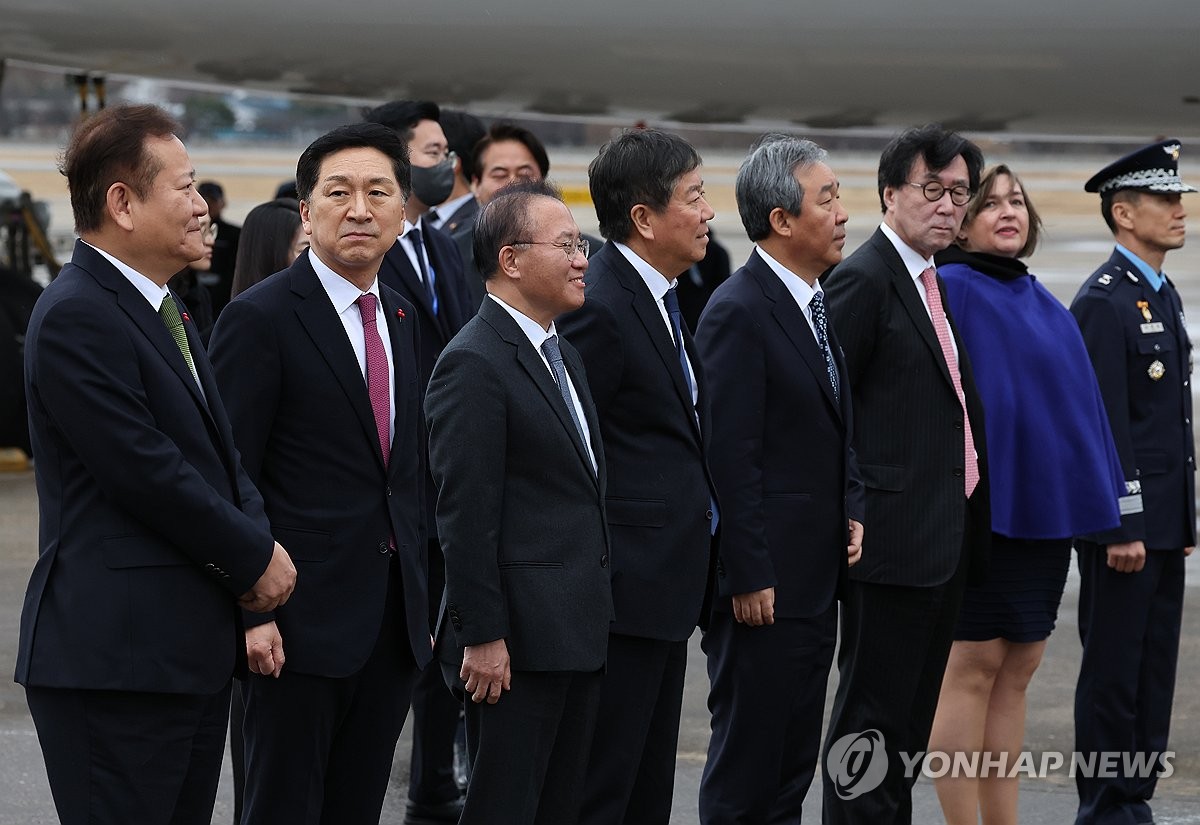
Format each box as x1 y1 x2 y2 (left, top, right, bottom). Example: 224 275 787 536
308 248 380 315
82 240 169 310
879 221 936 281
613 241 674 302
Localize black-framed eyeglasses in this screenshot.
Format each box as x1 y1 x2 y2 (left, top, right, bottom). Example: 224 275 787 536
907 181 972 206
512 238 589 259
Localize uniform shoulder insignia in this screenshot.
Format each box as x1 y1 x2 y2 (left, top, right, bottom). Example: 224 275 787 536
1091 271 1119 291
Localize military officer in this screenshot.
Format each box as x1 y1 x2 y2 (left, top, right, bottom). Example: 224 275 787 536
1069 139 1196 825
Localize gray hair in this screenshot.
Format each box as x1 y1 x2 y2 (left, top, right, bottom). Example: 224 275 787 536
736 134 829 241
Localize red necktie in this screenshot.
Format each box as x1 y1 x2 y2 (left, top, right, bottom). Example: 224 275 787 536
919 267 978 497
357 293 390 467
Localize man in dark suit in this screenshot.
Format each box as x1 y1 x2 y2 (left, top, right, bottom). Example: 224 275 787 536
429 109 486 239
456 122 554 306
364 99 476 825
425 180 614 825
16 103 296 825
820 124 990 824
1069 140 1196 825
695 134 864 824
197 180 241 316
557 127 719 825
208 123 431 825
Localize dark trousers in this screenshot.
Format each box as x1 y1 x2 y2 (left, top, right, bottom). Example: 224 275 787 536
1074 541 1185 825
26 682 232 825
240 566 418 825
408 538 464 805
700 606 837 825
821 551 968 825
580 634 689 825
459 668 603 825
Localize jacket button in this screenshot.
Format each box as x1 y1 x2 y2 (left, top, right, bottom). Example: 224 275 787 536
386 486 392 496
600 554 609 567
705 509 714 520
953 468 964 478
378 541 390 555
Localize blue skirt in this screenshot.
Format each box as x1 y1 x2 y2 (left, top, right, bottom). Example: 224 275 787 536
953 533 1072 643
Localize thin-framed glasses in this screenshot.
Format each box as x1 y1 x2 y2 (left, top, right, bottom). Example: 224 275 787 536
201 222 219 242
512 237 589 259
907 181 972 206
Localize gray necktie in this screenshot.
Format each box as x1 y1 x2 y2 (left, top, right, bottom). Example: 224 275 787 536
540 334 588 449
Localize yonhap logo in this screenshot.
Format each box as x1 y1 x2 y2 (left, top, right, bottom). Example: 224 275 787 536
826 729 888 799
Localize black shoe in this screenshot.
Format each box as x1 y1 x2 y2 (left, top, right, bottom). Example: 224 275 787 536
404 797 465 825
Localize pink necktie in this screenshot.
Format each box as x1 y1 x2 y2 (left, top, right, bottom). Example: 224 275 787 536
919 267 978 497
357 293 390 467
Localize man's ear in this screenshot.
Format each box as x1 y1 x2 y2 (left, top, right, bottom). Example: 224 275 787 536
106 182 136 232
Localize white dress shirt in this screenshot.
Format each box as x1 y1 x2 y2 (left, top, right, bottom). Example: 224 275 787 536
309 249 396 444
755 246 826 344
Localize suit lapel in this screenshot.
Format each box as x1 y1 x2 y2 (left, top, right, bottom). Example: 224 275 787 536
750 255 842 417
383 240 446 340
872 232 954 388
607 249 700 437
289 260 387 473
380 287 414 479
481 300 597 480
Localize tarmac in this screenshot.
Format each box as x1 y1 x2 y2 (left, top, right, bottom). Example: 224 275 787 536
2 143 1200 822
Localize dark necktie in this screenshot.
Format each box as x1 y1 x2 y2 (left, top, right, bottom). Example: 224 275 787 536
663 285 719 533
158 293 198 383
662 286 696 400
809 291 840 403
540 335 589 459
919 266 978 497
357 293 390 467
408 227 438 315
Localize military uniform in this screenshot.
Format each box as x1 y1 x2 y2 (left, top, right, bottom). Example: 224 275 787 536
1069 140 1196 825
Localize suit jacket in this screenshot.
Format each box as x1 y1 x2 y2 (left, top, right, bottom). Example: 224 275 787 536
822 228 990 587
557 241 718 641
16 239 275 693
379 227 475 537
696 252 864 617
425 297 614 672
1070 248 1196 549
208 253 432 676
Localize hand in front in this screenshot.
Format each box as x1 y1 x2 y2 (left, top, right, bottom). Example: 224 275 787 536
462 639 511 704
240 542 297 612
1106 540 1146 573
732 587 775 626
246 621 285 678
847 519 864 567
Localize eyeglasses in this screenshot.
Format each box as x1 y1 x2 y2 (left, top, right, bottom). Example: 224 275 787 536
422 148 457 164
907 181 972 206
512 237 589 259
201 223 219 242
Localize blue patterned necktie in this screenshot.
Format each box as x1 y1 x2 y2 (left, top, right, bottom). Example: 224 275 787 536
409 227 438 315
809 290 840 403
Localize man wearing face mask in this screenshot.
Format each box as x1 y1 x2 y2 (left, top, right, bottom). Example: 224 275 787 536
363 100 475 825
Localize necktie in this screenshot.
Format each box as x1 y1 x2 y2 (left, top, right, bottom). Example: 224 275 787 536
662 286 696 401
357 293 390 467
919 267 979 497
809 291 840 403
663 285 719 533
408 227 438 315
540 335 589 456
425 207 440 229
158 293 198 382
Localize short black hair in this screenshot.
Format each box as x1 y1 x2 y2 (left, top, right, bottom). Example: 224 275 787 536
197 181 224 201
295 123 412 203
362 100 441 143
471 122 551 182
1100 189 1141 234
440 110 487 182
877 123 984 214
473 179 563 281
588 128 701 241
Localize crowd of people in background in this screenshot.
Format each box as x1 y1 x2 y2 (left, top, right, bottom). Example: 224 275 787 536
12 98 1195 825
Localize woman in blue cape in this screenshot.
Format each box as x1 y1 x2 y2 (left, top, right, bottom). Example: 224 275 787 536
927 165 1124 825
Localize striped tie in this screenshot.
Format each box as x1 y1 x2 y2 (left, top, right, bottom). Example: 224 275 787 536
158 294 198 382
